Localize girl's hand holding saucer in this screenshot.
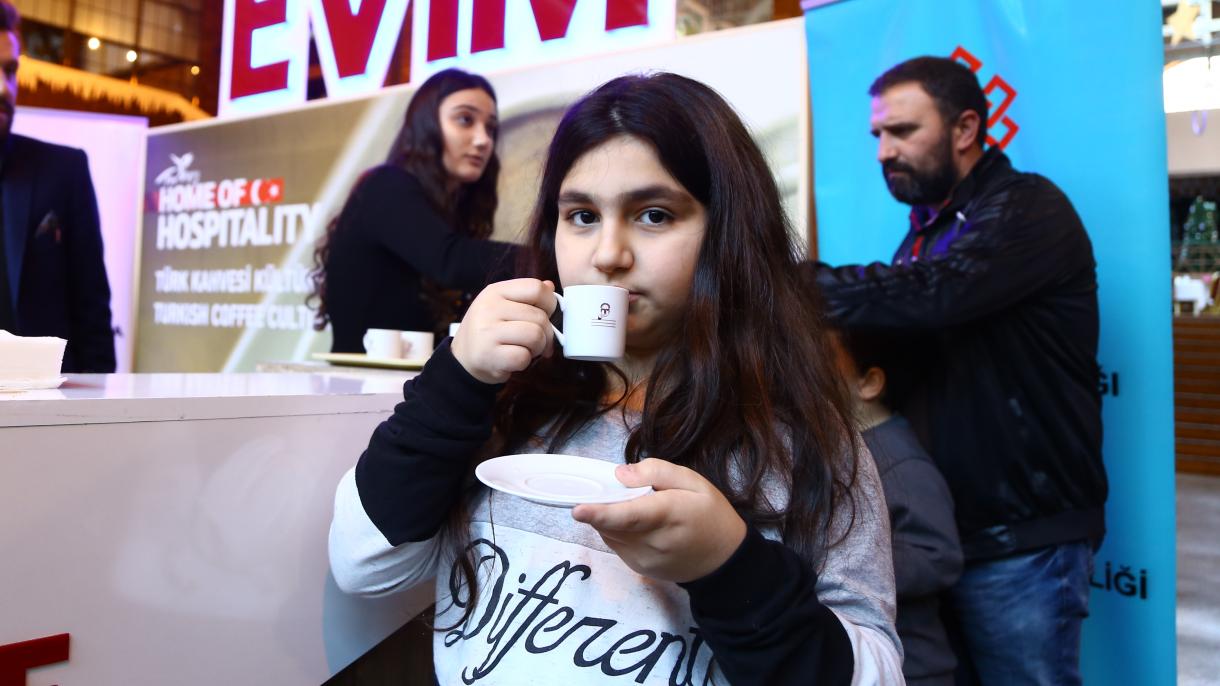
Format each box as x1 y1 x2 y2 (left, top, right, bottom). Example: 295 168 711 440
451 279 557 384
571 458 747 583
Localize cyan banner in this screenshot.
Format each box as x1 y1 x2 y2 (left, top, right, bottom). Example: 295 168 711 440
803 1 1175 682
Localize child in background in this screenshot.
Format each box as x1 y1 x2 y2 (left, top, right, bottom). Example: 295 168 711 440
831 325 963 686
329 73 904 685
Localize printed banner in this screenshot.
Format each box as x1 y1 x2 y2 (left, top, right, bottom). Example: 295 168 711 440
136 18 808 372
803 1 1175 682
137 93 405 371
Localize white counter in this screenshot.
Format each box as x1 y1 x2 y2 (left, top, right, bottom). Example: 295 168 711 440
0 372 409 427
0 371 435 685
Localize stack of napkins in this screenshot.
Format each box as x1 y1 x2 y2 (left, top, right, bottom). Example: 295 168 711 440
0 330 67 386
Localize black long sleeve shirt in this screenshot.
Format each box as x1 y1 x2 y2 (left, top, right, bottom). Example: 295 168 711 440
324 165 518 352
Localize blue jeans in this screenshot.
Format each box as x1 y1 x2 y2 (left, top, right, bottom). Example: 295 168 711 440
948 541 1093 686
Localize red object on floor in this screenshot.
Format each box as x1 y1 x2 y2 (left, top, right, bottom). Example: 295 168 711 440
0 634 69 686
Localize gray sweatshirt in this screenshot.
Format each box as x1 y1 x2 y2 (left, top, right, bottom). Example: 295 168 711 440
328 344 905 684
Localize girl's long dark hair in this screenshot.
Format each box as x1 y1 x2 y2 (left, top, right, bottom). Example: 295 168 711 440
439 73 859 629
309 69 501 330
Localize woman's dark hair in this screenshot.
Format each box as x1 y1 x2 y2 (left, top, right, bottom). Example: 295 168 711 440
438 73 860 630
869 55 989 148
309 68 500 330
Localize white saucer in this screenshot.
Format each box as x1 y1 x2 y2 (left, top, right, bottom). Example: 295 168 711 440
311 352 428 370
0 376 67 392
476 454 652 508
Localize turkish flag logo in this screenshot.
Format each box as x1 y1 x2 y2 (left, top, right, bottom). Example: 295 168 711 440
261 178 285 202
248 178 286 205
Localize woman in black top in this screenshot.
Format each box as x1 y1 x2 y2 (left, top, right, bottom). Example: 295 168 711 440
310 69 518 353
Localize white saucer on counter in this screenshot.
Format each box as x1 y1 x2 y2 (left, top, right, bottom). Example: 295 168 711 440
311 352 428 370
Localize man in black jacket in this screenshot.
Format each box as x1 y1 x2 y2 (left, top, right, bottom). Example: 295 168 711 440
0 1 115 372
811 56 1107 685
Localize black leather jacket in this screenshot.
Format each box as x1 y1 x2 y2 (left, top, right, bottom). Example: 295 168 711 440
813 148 1107 560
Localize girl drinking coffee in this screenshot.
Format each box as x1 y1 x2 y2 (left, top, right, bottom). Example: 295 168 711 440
329 73 903 684
309 68 518 353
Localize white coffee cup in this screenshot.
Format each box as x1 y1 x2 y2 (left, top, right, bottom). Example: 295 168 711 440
551 285 628 361
399 331 435 359
363 329 435 359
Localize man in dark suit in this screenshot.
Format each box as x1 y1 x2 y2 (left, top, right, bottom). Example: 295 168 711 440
0 1 115 372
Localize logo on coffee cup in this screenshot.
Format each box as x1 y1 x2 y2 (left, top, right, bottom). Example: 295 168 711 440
551 285 627 361
592 302 616 327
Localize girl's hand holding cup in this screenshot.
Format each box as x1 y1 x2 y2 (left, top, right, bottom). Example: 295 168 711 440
451 278 557 384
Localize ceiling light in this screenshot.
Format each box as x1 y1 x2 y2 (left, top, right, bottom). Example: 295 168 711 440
87 36 100 50
126 50 138 63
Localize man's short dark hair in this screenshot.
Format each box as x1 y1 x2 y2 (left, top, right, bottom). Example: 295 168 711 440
0 2 18 33
869 56 988 148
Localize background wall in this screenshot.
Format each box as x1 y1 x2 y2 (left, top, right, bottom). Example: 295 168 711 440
1168 109 1220 175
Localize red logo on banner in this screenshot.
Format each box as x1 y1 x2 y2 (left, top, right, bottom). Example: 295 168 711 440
229 0 291 99
315 0 391 77
250 178 285 205
221 0 665 113
0 633 69 686
149 154 289 212
431 0 648 60
951 45 1019 150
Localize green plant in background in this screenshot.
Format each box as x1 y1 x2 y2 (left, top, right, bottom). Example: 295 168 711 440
1185 195 1218 244
1177 195 1220 273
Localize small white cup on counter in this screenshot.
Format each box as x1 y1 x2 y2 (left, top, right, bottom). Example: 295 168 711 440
362 329 435 359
